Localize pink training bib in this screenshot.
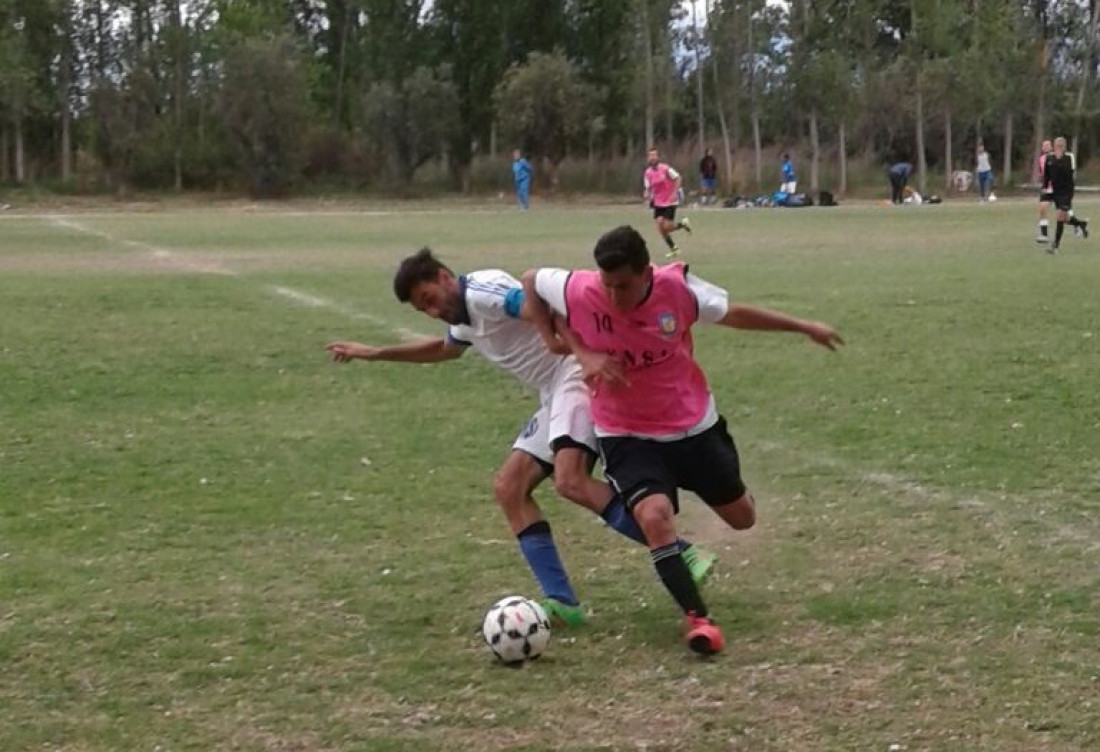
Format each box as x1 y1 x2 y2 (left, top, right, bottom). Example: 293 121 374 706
566 262 711 435
645 163 679 207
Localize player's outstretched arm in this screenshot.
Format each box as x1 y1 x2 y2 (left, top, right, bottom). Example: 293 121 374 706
717 305 844 351
325 337 465 364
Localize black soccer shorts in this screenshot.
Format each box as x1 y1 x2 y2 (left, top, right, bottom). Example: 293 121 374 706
599 416 747 513
652 205 677 222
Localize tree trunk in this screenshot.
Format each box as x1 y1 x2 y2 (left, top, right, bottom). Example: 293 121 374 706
1003 112 1013 187
60 85 72 182
752 110 762 190
1072 3 1098 155
641 0 655 149
838 120 847 195
730 5 743 147
169 0 185 191
708 0 733 194
1 126 9 181
14 117 25 184
334 1 352 129
59 3 73 182
1033 39 1050 167
693 0 705 155
943 107 953 191
915 84 927 194
663 51 673 144
809 109 820 192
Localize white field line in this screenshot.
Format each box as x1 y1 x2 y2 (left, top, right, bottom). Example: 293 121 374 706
40 215 427 341
267 285 424 340
755 440 1097 549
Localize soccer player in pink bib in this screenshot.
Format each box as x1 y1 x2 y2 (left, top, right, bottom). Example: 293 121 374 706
644 147 692 258
523 225 843 655
326 248 715 628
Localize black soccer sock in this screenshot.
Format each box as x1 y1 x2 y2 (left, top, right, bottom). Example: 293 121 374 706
1039 219 1049 237
1056 221 1065 245
651 543 707 617
1069 215 1083 227
663 234 676 250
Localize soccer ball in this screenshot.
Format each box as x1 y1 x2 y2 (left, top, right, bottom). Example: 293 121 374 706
481 596 551 664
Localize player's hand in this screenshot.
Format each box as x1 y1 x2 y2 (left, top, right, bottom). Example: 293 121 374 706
326 341 379 362
544 335 572 356
802 322 844 351
578 351 629 389
534 321 570 355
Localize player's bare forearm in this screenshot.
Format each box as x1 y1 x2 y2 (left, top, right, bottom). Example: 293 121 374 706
717 305 845 351
520 270 562 351
326 337 463 363
553 319 630 388
549 315 585 356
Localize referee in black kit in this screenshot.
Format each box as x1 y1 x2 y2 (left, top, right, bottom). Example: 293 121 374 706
1043 136 1089 254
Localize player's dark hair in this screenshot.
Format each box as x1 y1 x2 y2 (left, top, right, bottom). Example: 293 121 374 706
593 225 650 274
393 247 451 302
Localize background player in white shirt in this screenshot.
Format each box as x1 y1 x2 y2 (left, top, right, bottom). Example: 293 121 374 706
325 248 714 625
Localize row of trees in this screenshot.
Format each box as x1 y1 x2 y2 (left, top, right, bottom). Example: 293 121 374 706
1 1 1098 197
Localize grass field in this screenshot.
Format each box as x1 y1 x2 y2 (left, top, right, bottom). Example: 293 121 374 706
1 198 1098 751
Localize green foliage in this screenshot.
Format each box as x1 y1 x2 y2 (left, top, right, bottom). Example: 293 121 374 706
494 51 601 185
5 0 1100 194
361 65 460 181
218 33 312 196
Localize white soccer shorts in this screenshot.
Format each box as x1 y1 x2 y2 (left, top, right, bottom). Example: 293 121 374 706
512 363 597 465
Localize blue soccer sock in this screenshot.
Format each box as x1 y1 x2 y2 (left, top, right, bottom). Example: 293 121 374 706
516 521 578 606
600 494 694 552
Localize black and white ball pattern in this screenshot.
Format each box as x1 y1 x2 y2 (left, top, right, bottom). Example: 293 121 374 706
481 596 551 664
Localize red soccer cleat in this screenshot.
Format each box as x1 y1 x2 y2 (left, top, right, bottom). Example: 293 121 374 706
684 611 724 655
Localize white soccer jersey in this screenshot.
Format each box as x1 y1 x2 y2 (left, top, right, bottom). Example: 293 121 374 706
447 269 569 392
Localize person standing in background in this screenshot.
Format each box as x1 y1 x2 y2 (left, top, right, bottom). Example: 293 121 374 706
780 153 797 194
1035 139 1054 242
699 148 718 206
975 142 994 201
888 161 913 205
512 149 533 210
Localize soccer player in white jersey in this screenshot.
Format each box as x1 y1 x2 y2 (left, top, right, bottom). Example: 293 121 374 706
325 248 715 625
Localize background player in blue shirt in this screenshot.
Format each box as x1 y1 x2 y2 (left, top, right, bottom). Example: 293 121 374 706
780 153 797 194
512 149 532 210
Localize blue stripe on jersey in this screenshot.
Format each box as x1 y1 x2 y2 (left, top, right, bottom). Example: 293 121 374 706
466 281 513 298
503 288 523 318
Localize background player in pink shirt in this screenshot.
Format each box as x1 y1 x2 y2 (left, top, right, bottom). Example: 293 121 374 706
643 147 692 258
523 225 843 655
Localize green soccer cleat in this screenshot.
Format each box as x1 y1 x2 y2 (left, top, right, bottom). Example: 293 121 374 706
665 245 681 259
681 544 717 585
542 598 588 627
